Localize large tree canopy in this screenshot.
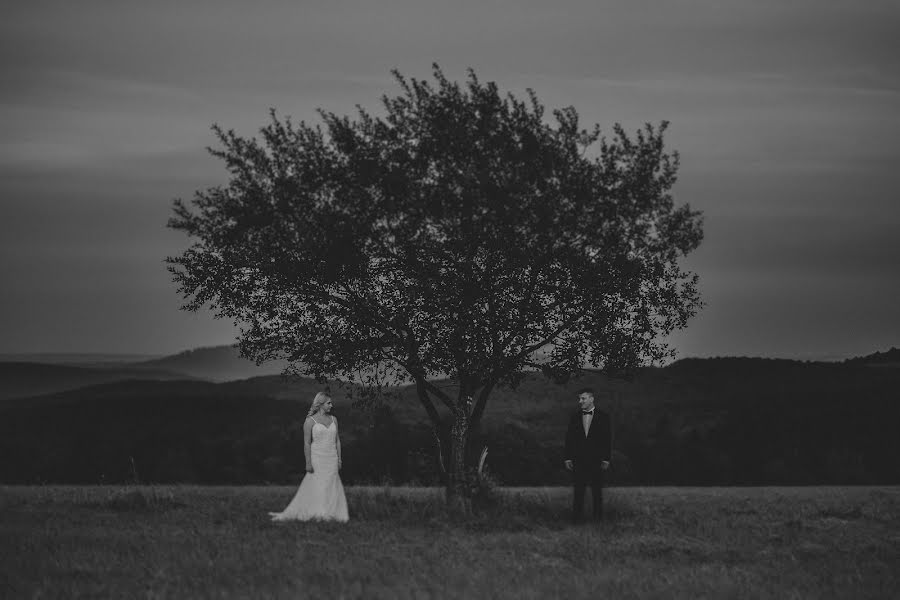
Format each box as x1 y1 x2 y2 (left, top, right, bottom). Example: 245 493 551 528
168 65 703 495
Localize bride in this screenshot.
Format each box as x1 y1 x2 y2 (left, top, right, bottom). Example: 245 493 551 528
269 392 349 522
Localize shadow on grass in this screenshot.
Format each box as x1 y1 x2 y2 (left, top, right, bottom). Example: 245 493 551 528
53 484 645 530
346 487 641 532
100 487 186 513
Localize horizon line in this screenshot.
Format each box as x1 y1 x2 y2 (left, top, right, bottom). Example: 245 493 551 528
2 345 895 365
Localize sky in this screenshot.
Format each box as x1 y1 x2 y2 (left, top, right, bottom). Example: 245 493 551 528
1 0 899 360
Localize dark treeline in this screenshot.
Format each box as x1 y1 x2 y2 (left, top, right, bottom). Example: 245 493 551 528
1 357 898 486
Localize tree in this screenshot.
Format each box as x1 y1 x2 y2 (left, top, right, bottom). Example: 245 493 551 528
167 65 703 504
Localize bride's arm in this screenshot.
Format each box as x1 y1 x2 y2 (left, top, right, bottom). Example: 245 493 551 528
303 417 314 472
334 417 342 470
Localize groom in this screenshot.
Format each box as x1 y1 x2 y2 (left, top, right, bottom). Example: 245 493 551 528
564 387 612 522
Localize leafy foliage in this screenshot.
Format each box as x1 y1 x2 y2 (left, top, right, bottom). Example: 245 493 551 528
167 65 703 430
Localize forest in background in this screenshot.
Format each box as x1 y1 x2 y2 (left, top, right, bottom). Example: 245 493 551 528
1 348 897 486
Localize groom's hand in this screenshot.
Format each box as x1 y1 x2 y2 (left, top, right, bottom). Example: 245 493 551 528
564 460 574 472
306 465 314 473
601 461 610 471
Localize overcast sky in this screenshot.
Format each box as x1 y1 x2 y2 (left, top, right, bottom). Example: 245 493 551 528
2 0 898 360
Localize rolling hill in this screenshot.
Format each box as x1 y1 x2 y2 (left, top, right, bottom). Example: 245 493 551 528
1 350 898 486
0 362 199 402
136 345 290 382
0 345 292 401
843 346 900 367
0 352 160 366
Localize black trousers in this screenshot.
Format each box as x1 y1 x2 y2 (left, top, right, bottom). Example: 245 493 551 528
572 467 604 520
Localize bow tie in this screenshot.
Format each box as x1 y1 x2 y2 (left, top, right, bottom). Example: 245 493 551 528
582 410 594 415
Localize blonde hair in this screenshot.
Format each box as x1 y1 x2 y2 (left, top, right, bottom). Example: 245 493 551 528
306 392 332 418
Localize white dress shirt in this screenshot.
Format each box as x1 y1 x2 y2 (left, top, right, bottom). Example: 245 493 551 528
582 409 593 436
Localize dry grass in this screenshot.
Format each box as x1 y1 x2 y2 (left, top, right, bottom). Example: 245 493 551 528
1 485 898 599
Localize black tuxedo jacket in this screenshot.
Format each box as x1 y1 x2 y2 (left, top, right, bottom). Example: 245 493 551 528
564 408 612 471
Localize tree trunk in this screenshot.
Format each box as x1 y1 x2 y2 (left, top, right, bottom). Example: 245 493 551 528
446 400 473 513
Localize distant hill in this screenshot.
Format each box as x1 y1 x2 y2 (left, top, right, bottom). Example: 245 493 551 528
0 353 160 366
0 362 199 402
2 351 898 486
843 346 900 368
136 345 290 382
0 344 367 401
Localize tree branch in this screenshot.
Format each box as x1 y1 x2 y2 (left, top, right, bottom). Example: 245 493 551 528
469 380 496 428
413 377 444 428
419 376 456 412
510 313 582 365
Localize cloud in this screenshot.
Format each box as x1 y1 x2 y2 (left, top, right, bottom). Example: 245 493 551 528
2 0 899 355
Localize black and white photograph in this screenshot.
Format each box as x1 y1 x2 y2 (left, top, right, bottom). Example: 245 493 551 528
2 1 899 597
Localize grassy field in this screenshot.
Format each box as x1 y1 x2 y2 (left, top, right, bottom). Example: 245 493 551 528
1 485 898 599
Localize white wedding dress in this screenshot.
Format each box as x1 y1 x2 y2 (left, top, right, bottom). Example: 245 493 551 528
269 417 349 522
